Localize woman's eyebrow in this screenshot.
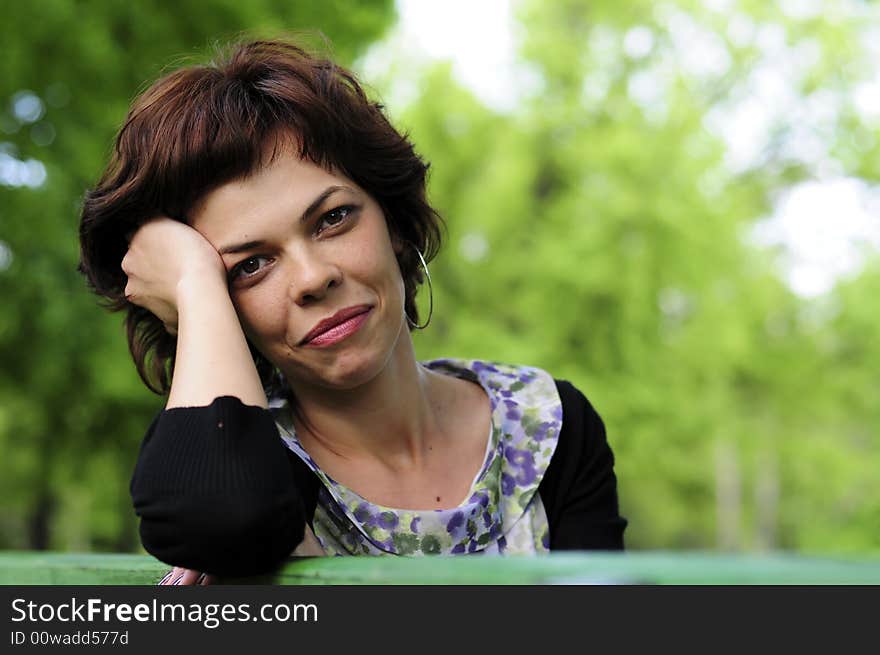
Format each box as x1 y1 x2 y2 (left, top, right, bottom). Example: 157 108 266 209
301 184 351 223
219 239 265 256
218 184 353 255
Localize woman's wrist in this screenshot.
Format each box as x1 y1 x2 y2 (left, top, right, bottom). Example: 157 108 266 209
167 271 267 410
175 268 229 311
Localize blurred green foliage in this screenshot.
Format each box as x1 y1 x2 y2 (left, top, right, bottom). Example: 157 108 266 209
0 0 395 552
1 0 877 555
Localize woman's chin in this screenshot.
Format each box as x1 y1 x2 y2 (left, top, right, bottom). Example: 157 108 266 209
283 349 387 392
320 362 379 390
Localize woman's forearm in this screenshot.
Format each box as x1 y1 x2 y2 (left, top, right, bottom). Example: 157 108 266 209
131 397 306 575
135 273 301 575
167 275 268 410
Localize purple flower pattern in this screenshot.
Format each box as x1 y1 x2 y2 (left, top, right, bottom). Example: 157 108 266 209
271 359 561 556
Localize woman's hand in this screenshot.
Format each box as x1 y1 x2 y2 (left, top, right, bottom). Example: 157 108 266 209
121 218 227 335
157 567 216 586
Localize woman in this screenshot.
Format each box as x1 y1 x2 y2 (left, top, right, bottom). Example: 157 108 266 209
79 38 626 585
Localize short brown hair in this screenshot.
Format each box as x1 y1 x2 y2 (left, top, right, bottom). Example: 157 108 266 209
79 38 443 395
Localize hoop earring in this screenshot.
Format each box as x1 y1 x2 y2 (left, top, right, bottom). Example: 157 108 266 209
405 244 433 330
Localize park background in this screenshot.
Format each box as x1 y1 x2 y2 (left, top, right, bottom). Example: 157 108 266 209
0 0 877 557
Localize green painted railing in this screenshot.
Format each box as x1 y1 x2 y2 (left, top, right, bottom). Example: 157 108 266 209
2 551 879 584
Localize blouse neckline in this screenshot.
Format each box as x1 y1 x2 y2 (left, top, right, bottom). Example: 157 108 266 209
271 358 563 555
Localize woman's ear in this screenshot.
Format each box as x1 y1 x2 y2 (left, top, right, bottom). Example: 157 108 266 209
391 234 405 256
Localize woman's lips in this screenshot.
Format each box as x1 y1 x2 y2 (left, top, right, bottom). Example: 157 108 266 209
301 307 373 348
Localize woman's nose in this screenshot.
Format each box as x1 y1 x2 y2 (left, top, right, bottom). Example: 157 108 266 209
288 250 342 306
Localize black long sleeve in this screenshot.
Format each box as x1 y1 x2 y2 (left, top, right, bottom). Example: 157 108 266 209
129 396 305 576
129 380 626 571
537 380 628 550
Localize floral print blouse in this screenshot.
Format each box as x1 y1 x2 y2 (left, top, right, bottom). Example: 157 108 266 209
270 359 564 556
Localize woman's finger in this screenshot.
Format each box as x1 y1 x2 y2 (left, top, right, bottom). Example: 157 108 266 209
174 569 203 585
157 567 180 586
156 568 175 585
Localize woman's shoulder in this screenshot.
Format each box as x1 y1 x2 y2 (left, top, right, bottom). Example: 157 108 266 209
540 376 617 505
422 357 560 400
552 378 602 422
422 358 611 480
422 358 599 417
425 359 623 545
425 357 569 474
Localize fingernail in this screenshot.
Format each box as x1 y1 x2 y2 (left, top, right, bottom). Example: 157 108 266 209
172 575 185 585
157 571 174 586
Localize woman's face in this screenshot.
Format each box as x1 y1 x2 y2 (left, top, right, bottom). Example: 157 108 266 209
189 150 408 392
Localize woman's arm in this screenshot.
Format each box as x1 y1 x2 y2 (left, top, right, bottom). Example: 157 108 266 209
540 380 628 550
131 396 306 577
124 218 305 577
167 264 267 410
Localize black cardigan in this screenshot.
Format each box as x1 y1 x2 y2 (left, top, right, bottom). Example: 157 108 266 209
130 379 626 575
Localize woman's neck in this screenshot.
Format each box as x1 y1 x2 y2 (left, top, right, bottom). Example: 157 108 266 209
285 334 451 471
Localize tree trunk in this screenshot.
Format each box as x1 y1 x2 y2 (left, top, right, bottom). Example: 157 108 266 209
715 440 741 551
754 447 779 551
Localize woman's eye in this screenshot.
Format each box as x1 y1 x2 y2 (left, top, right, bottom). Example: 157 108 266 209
318 206 354 232
230 255 271 281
